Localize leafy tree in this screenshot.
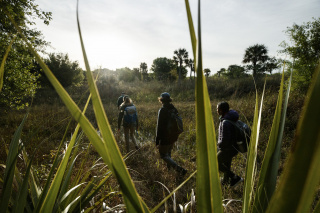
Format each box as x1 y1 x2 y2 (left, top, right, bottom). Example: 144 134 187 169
0 0 51 35
140 62 148 81
117 67 136 82
223 65 247 79
40 53 84 87
0 39 40 109
216 68 226 77
204 68 211 78
280 17 320 91
264 57 280 74
0 1 51 109
173 48 189 82
150 57 174 81
242 44 269 77
132 68 141 80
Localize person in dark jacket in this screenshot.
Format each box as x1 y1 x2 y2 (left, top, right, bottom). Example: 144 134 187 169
156 92 187 176
117 92 126 109
217 101 243 187
118 96 139 152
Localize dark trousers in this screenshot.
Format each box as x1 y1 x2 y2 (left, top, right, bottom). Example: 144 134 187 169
124 125 137 152
158 144 183 172
218 149 238 181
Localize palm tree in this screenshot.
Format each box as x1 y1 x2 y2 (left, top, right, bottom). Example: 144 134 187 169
140 62 148 81
242 44 269 77
217 68 226 77
185 58 195 80
173 48 189 83
204 68 211 79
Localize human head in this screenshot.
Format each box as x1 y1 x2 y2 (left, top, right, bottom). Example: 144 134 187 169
217 101 229 116
121 92 125 95
158 92 172 104
123 95 132 104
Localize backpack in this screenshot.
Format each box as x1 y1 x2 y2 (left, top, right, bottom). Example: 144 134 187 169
167 108 183 141
224 119 251 153
124 105 137 124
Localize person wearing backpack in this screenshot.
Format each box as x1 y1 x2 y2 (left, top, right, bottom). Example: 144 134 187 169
118 95 139 152
117 92 126 110
217 101 243 187
156 92 187 176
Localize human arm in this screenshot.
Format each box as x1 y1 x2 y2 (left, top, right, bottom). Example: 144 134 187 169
118 106 124 130
218 120 234 150
156 108 167 145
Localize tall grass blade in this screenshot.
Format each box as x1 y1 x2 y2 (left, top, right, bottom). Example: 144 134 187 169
40 93 92 212
21 148 41 207
8 11 148 212
0 36 15 91
12 157 33 213
314 200 320 213
266 62 320 212
252 67 291 212
184 0 197 66
76 1 147 212
40 122 82 212
243 81 265 212
151 170 196 212
0 113 27 210
185 0 223 212
70 172 112 212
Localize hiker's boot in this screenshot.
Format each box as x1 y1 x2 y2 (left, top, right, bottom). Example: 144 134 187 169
230 176 243 188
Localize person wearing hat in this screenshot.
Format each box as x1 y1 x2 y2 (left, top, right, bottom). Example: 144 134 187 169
156 92 187 176
117 92 126 109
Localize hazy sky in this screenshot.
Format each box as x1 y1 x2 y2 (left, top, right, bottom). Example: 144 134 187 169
34 0 320 74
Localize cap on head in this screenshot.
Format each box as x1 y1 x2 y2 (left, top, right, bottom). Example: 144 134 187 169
160 92 170 99
122 92 125 95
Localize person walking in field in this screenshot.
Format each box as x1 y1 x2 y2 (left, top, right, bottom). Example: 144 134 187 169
156 92 187 176
118 96 139 152
117 92 126 109
217 101 243 187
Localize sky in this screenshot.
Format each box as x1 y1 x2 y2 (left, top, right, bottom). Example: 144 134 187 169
34 0 320 74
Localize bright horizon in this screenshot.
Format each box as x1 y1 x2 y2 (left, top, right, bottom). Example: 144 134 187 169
34 0 320 74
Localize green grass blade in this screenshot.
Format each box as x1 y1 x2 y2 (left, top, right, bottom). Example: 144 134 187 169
314 199 320 213
184 0 197 65
21 148 41 207
76 1 147 212
40 123 82 212
185 1 223 212
40 94 92 212
0 113 28 210
243 81 265 212
252 68 288 212
0 36 15 92
53 151 81 212
9 23 112 212
12 157 33 213
70 172 112 213
266 62 320 213
151 171 197 212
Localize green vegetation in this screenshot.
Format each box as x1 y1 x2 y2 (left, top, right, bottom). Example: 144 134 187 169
1 0 320 212
280 17 320 92
242 44 279 77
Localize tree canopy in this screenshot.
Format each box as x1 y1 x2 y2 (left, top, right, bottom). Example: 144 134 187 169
40 53 84 88
0 0 52 109
173 48 189 82
151 57 175 81
280 17 320 91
